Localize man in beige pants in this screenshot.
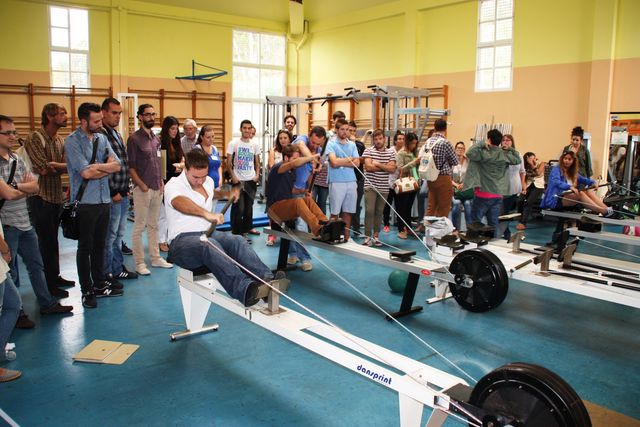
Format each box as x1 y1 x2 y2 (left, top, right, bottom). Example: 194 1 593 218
126 104 173 275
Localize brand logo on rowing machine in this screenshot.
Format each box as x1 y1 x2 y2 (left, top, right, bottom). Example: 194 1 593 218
356 364 392 385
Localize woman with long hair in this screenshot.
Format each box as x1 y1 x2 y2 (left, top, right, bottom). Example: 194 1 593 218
500 134 526 238
266 129 293 246
158 116 184 252
541 150 611 216
517 152 546 230
394 132 420 239
451 141 473 231
194 124 222 189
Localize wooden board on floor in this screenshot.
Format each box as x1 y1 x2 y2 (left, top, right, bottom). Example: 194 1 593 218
73 340 139 365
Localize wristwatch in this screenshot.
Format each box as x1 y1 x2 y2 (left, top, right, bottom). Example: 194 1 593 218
10 182 18 190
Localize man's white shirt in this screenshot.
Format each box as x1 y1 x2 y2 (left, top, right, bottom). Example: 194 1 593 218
164 171 215 243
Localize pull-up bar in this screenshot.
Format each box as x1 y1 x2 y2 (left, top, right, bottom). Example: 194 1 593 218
176 60 228 81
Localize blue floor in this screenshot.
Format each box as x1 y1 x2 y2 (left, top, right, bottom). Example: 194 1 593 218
1 210 639 426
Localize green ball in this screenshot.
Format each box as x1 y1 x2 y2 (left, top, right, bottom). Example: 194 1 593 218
388 270 409 293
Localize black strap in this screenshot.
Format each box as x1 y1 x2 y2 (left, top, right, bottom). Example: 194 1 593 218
0 158 18 210
74 139 100 203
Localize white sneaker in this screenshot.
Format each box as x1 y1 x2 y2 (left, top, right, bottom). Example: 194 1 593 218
136 264 151 276
301 260 313 272
362 238 372 246
151 258 174 269
287 256 299 265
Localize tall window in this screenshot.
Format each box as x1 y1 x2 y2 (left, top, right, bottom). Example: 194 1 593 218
475 0 513 92
49 6 90 88
232 30 286 135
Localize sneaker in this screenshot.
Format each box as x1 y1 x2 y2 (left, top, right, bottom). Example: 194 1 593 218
287 256 299 265
516 223 526 231
301 260 313 272
248 228 261 236
266 235 276 246
4 350 16 361
49 287 69 299
116 267 138 280
94 284 124 298
362 238 372 246
57 276 76 288
151 258 173 269
397 231 408 239
0 368 21 383
15 311 35 329
136 264 151 276
82 292 97 308
121 242 133 255
40 303 73 315
105 274 124 290
159 242 169 252
373 238 383 247
244 282 268 307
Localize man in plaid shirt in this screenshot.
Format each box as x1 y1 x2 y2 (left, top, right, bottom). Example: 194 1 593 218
101 98 138 286
424 119 458 218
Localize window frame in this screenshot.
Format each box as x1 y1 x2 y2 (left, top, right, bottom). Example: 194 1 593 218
231 29 286 136
475 0 514 93
48 5 91 89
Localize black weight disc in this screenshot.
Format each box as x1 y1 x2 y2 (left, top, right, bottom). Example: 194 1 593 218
449 248 509 312
469 362 592 427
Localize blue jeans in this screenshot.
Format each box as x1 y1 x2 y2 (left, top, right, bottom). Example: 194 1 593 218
471 196 503 238
313 185 329 215
0 275 21 361
451 198 473 231
3 226 56 309
104 196 129 276
417 179 429 220
287 194 311 262
168 232 273 303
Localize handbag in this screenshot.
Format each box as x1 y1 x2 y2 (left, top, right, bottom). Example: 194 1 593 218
394 176 419 194
60 139 99 240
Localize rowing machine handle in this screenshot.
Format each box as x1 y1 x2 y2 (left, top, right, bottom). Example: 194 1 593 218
204 197 235 238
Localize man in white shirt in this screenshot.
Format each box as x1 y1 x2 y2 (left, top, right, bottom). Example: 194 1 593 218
165 149 281 306
226 119 261 240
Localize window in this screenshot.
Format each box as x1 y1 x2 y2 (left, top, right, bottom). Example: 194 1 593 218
49 6 90 88
232 30 286 134
475 0 513 92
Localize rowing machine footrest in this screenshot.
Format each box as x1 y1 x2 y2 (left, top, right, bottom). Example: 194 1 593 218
389 250 416 262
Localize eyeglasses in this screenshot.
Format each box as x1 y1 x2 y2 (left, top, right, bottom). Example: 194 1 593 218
0 130 17 136
141 113 156 117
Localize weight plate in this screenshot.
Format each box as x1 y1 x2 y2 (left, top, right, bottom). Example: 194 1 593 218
449 248 509 312
468 362 592 427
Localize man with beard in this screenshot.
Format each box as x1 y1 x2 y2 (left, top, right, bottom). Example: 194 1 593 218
127 104 173 275
64 103 122 308
24 103 76 300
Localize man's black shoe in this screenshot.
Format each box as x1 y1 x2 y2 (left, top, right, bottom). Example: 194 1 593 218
105 274 124 290
94 284 124 298
121 242 133 255
116 267 138 280
15 311 35 329
57 276 75 288
40 303 73 315
82 292 97 309
49 287 69 299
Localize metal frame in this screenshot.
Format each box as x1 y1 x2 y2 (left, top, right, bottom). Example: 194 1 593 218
172 267 467 427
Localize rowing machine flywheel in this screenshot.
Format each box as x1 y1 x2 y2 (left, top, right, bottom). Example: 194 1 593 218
448 248 508 312
468 362 592 426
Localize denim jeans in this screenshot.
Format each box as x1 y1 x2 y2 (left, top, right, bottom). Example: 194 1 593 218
104 196 129 276
417 179 428 220
27 196 63 285
312 185 329 216
471 196 503 238
3 226 56 309
169 232 273 303
286 194 311 262
451 198 473 231
0 275 21 360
